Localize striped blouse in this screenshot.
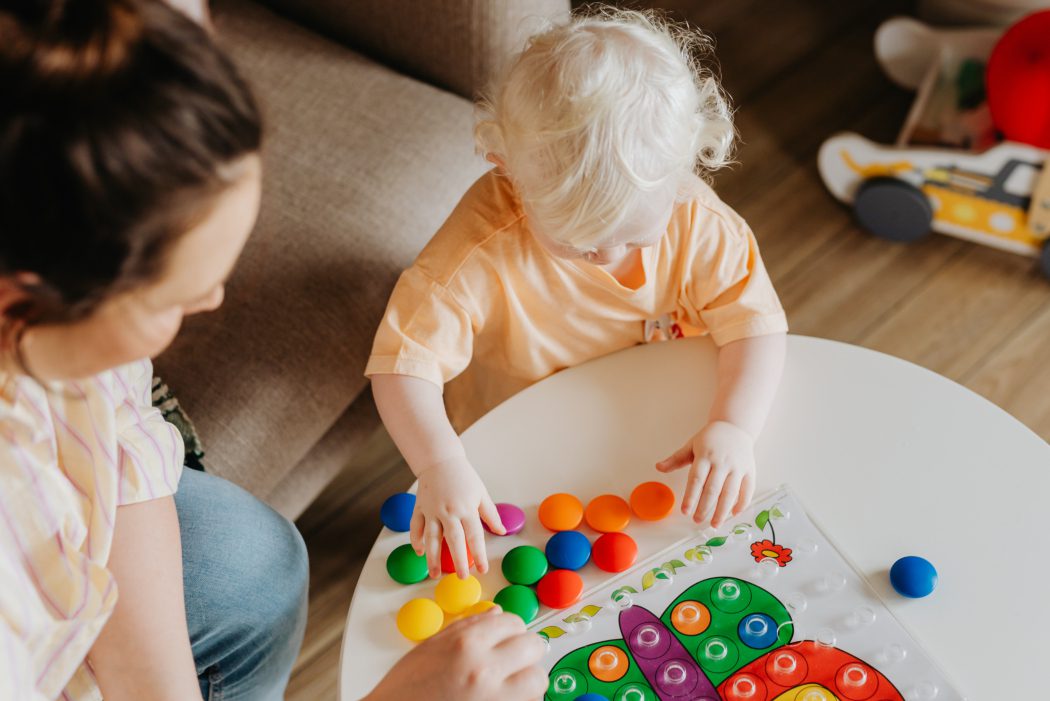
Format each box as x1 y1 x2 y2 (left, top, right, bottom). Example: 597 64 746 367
0 359 184 700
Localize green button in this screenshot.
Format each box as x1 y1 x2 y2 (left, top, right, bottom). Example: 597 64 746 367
494 584 539 624
501 545 548 585
386 544 428 584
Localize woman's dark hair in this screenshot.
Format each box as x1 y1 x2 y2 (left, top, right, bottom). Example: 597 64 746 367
0 0 261 328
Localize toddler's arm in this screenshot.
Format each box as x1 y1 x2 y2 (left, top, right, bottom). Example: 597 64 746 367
657 333 786 527
372 374 504 578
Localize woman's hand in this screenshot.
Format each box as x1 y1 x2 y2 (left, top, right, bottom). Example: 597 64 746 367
364 609 547 701
413 456 504 578
656 420 756 528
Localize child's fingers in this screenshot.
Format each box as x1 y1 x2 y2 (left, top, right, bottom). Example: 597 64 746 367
480 497 506 536
711 472 743 529
410 508 425 555
695 466 728 524
681 458 710 518
733 473 754 516
657 442 694 473
443 518 471 579
423 519 443 579
463 516 489 575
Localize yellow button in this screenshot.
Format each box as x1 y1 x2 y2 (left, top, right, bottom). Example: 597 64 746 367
397 598 444 642
464 600 497 616
435 574 482 615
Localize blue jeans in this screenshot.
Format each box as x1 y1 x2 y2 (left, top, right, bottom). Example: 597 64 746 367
174 468 309 701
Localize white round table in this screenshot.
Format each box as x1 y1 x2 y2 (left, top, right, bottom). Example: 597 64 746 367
340 336 1049 700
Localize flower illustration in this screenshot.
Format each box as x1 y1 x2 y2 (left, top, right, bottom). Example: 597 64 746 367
751 539 793 567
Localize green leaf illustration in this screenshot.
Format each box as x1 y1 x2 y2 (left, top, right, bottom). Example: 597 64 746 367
642 570 656 590
539 626 565 639
756 510 770 531
771 506 784 519
661 559 687 573
562 606 600 624
614 586 638 596
705 536 727 547
686 546 713 563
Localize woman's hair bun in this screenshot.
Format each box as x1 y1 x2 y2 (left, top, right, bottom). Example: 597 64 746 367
0 0 143 90
0 0 260 326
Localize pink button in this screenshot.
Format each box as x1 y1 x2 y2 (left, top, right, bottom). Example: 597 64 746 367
485 503 526 536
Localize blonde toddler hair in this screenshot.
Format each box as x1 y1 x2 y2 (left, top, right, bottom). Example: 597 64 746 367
475 7 735 250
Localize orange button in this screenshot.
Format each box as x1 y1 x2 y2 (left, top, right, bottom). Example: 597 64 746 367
538 493 584 532
630 481 675 521
584 494 631 533
589 645 629 682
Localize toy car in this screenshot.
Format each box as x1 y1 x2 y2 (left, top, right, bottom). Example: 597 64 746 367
818 17 1050 277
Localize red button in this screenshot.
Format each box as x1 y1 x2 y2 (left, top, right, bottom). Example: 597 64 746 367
592 532 638 573
440 540 475 573
536 569 584 609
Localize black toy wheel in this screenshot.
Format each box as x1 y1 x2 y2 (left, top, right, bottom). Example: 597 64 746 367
1040 240 1050 280
853 177 933 243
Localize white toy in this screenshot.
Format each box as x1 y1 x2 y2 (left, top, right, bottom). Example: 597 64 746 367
818 17 1050 276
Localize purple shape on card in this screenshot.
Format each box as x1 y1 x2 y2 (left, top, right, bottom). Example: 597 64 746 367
619 606 719 700
485 503 526 536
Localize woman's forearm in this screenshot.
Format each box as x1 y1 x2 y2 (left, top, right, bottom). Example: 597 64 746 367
371 374 465 476
89 496 203 701
706 333 787 438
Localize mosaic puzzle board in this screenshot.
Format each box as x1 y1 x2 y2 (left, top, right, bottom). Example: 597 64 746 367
532 487 963 701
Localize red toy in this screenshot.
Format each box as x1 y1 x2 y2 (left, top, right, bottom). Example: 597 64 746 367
987 10 1050 149
439 541 474 574
536 569 584 609
592 532 639 573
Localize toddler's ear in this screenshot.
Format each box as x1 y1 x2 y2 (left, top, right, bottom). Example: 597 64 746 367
485 153 507 172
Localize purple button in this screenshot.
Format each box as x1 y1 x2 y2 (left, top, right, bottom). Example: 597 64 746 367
485 503 526 536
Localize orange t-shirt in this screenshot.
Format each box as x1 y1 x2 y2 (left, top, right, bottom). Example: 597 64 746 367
365 170 787 431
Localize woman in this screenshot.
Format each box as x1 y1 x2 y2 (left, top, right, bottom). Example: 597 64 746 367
0 0 545 699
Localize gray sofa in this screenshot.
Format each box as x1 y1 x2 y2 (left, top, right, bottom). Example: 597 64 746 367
155 0 570 518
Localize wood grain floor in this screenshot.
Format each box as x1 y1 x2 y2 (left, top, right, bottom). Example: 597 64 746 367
287 1 1050 698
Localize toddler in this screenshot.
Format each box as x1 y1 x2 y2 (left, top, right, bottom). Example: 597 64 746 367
366 8 787 579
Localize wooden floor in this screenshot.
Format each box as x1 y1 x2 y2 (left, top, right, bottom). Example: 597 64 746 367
287 1 1050 698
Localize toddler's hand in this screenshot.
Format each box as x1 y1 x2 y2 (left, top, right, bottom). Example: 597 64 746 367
655 421 756 528
412 456 505 578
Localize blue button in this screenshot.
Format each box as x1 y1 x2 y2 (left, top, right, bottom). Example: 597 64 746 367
380 493 415 532
890 556 937 598
545 530 591 570
737 613 777 649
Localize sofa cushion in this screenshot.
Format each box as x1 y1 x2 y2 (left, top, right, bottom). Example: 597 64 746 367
252 0 571 100
154 0 489 500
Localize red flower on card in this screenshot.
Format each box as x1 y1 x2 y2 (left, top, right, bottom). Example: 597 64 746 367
751 539 792 567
